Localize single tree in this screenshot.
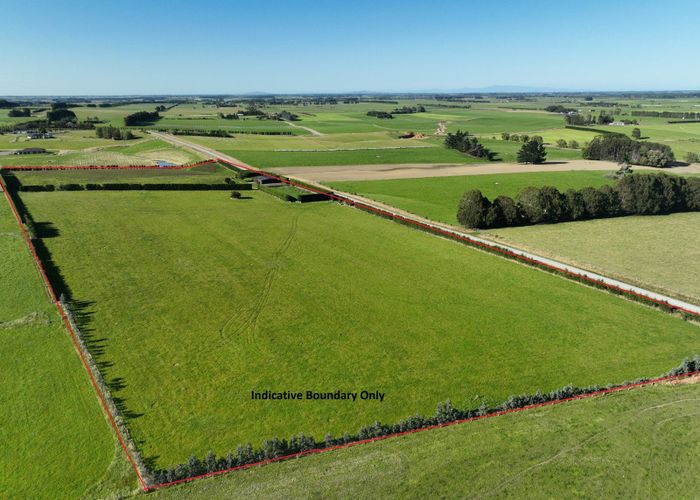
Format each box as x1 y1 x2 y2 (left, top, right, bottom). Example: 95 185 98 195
457 189 490 228
517 140 547 164
631 127 641 139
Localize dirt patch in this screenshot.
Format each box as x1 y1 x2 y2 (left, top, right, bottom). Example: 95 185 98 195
0 311 51 329
271 160 700 182
664 373 700 386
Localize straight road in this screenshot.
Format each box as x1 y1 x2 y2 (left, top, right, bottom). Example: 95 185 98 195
150 131 700 316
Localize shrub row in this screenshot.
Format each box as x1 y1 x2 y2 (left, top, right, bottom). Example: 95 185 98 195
457 173 700 229
18 183 252 192
150 356 700 486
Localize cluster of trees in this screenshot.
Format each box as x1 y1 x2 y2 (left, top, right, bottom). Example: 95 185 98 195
46 108 77 123
555 139 580 149
8 108 31 117
270 110 300 121
457 173 700 229
124 111 161 126
516 138 547 164
391 105 426 114
219 113 239 120
544 104 576 113
444 130 495 160
149 355 700 486
240 103 265 116
95 126 135 140
366 110 393 119
583 134 675 167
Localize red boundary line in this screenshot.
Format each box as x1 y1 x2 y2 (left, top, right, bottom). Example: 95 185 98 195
3 158 699 493
0 158 216 171
0 176 149 490
215 158 699 318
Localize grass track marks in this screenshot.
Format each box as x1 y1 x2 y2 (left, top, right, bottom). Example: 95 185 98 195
220 212 300 344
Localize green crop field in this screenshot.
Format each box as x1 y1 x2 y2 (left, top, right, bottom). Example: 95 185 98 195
18 190 700 472
330 171 618 224
0 198 136 498
152 382 700 499
486 212 700 304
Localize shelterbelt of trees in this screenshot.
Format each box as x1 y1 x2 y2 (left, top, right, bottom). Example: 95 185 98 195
457 172 700 229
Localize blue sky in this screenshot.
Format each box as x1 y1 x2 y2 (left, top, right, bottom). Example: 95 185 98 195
1 0 698 95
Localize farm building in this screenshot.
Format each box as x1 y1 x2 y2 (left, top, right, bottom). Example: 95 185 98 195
27 132 54 139
14 147 47 155
252 175 281 185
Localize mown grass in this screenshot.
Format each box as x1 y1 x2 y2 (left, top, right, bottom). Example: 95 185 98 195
20 190 700 470
486 212 700 304
0 198 137 498
151 382 700 498
330 171 616 224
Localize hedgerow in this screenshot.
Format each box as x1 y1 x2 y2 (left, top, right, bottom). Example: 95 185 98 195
150 356 700 486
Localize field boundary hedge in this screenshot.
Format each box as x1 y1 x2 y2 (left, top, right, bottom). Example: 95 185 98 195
149 358 700 490
16 183 252 192
0 158 217 172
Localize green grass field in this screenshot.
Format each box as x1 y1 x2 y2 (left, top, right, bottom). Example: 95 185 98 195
0 197 137 498
486 212 700 304
330 171 617 224
0 137 203 167
19 190 700 471
152 382 700 498
8 161 234 186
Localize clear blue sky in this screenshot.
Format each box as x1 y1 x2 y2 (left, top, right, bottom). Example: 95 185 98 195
1 0 698 95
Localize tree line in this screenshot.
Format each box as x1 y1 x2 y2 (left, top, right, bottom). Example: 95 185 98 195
8 108 31 117
632 110 700 120
391 105 426 114
95 125 135 140
444 130 495 160
564 112 619 126
583 134 675 167
366 110 393 119
457 172 700 229
148 356 700 486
